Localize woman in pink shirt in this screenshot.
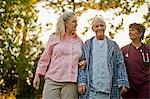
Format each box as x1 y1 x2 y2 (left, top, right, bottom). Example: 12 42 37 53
33 12 83 99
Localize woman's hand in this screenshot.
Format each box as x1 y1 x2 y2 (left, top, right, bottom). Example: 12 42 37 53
78 84 86 95
79 60 87 69
33 74 40 90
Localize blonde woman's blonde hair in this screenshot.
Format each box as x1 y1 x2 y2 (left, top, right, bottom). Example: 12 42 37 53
55 12 76 39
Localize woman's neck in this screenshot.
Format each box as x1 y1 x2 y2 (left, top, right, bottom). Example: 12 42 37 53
65 28 72 35
65 29 76 37
132 40 142 48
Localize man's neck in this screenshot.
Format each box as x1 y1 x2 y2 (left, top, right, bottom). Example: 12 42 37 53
96 35 105 40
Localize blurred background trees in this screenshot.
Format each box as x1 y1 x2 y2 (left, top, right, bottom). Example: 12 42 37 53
0 0 149 98
0 0 44 98
42 0 149 41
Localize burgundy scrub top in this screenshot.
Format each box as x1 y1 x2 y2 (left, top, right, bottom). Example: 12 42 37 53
121 44 150 91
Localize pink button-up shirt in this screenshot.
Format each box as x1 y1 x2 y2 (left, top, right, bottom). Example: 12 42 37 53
36 34 82 82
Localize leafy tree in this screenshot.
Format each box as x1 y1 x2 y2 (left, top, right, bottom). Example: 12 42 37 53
43 0 149 39
143 11 150 45
0 0 43 98
144 34 150 45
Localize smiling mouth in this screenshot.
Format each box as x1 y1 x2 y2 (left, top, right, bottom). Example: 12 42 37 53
96 29 104 33
129 34 133 36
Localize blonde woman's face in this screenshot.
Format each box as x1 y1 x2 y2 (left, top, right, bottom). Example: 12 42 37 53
65 16 77 34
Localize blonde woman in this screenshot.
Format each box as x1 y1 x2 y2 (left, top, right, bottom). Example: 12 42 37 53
33 12 82 99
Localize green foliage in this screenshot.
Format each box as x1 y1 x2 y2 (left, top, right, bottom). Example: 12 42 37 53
0 0 43 98
43 0 148 39
144 34 150 45
44 0 145 14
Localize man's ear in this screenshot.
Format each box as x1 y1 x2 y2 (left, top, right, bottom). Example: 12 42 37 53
92 27 94 31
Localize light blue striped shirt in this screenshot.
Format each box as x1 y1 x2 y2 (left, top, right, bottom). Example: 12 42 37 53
91 37 111 93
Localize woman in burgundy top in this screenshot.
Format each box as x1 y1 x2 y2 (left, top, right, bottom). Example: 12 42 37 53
121 23 150 99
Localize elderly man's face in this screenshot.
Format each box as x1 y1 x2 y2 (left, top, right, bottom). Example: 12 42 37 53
92 19 106 40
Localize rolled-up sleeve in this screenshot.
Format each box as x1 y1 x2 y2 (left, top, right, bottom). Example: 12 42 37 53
78 69 87 85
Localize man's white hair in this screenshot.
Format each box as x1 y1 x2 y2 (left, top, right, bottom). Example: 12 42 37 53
92 16 105 26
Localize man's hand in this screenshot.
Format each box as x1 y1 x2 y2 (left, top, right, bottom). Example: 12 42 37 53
120 86 127 95
78 84 86 95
